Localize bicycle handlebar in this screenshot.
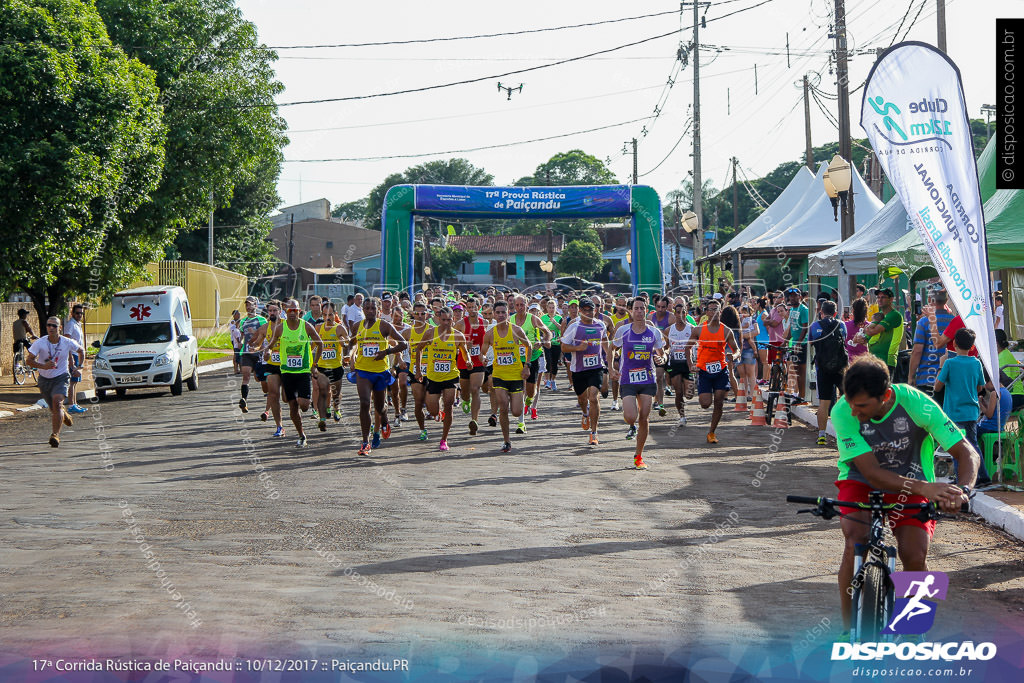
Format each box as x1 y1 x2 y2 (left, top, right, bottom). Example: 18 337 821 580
788 493 970 516
786 495 821 505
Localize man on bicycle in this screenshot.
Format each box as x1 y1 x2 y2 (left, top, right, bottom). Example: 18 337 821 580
831 354 978 636
12 308 37 357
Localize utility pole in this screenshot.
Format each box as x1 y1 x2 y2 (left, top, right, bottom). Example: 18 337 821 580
546 225 554 284
208 190 214 266
803 75 814 171
423 219 434 285
624 138 638 184
287 213 295 297
731 158 740 278
936 0 947 52
690 1 706 298
834 0 856 298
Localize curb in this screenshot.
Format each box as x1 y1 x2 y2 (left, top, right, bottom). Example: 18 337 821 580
778 389 1024 543
0 361 234 420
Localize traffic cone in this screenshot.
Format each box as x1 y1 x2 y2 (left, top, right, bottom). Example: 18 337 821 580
733 382 748 412
771 395 790 429
749 392 768 426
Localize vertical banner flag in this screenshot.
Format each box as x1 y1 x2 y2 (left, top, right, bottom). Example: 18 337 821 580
861 42 997 378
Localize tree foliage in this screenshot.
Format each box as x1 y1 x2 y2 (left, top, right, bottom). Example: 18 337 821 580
95 0 288 278
364 159 493 229
414 245 476 282
332 197 368 224
557 240 605 279
514 149 617 186
0 0 166 325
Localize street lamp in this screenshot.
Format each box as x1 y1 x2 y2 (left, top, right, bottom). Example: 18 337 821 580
681 211 700 235
539 260 554 273
826 155 852 222
625 250 632 265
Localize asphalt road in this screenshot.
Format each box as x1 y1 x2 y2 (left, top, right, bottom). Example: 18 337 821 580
1 370 1022 662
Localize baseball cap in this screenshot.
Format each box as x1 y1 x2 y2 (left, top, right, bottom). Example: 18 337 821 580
712 292 724 300
578 297 594 309
452 303 464 311
382 293 393 301
533 293 543 300
569 299 579 305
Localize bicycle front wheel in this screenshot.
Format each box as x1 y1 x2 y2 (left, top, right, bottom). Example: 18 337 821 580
13 365 27 385
859 562 889 641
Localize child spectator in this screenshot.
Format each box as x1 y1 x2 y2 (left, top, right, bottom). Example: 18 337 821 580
935 328 989 460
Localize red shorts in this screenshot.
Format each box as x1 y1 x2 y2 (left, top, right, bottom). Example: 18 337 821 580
767 342 787 364
834 480 936 536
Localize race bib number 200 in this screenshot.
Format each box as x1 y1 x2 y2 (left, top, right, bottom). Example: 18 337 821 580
320 348 337 360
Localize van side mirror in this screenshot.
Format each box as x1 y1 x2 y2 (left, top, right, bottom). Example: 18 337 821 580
91 340 101 349
177 334 190 343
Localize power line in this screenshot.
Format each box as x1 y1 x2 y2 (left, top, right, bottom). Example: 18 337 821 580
638 118 693 177
284 117 647 163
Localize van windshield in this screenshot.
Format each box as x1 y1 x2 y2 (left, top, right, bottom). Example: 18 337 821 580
103 323 172 346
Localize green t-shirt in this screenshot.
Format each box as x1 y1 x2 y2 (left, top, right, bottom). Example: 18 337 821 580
541 314 562 344
833 383 964 488
999 348 1024 397
869 309 904 367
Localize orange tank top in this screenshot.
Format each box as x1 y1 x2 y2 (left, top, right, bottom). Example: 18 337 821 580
696 321 728 373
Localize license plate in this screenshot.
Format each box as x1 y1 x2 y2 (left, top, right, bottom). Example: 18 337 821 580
116 375 144 384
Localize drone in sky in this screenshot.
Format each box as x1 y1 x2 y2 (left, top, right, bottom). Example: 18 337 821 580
497 82 524 100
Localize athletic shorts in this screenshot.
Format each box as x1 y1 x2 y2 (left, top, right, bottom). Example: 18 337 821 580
526 359 540 385
256 363 271 382
740 347 757 366
241 352 262 369
562 351 572 364
320 366 345 383
426 377 459 394
355 369 395 392
280 373 312 402
571 368 604 396
38 372 71 404
544 346 562 376
459 366 485 380
816 368 845 403
493 377 524 394
697 368 731 394
620 382 657 398
766 343 787 364
834 479 936 536
667 361 691 380
484 365 493 379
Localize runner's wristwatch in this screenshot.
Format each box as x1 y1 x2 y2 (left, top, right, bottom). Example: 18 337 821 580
957 484 972 497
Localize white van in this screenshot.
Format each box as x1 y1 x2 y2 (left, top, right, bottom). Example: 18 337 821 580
92 286 200 398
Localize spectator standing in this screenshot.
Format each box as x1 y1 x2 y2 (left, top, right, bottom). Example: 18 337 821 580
345 292 366 336
907 292 954 394
63 304 87 414
754 297 770 384
229 309 242 374
785 287 810 399
935 328 989 464
808 301 847 446
859 288 904 374
995 329 1024 412
844 299 870 361
993 292 1004 332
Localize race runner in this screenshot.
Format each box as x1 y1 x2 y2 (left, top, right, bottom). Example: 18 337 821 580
263 299 323 447
257 300 284 436
691 298 740 444
456 298 488 435
237 296 267 414
512 295 551 423
830 354 978 637
649 295 674 417
664 304 698 427
350 296 408 455
415 306 471 452
403 302 432 441
560 297 609 447
608 297 630 411
480 300 533 453
540 299 562 392
316 302 348 423
26 317 86 448
611 298 665 469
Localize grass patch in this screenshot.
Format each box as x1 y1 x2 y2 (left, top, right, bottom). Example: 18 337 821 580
197 331 233 349
198 350 231 363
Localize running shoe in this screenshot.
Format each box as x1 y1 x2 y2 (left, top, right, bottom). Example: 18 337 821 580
436 410 444 422
551 380 558 392
664 387 673 397
461 400 471 415
468 419 478 435
601 390 609 399
62 411 73 427
634 454 648 470
260 411 268 422
530 406 538 420
706 432 719 444
581 413 590 431
501 442 512 453
239 397 247 413
273 426 285 437
49 433 59 448
333 408 341 422
68 404 87 414
611 400 621 411
676 415 687 427
318 419 327 432
358 443 371 456
438 439 450 452
296 435 307 448
658 404 667 417
371 432 382 449
816 435 828 446
398 412 409 423
382 421 392 440
588 433 599 446
516 421 526 434
311 409 319 420
626 424 637 440
418 429 428 441
487 413 497 427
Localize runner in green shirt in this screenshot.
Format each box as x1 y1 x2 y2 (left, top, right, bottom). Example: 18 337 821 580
861 288 904 369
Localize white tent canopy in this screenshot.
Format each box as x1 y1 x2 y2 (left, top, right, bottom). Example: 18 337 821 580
807 195 913 276
708 166 815 258
740 160 884 251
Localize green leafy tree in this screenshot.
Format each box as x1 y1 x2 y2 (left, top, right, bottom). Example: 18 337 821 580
557 240 605 279
514 149 617 186
365 159 494 229
332 197 369 224
0 0 166 325
414 245 475 281
96 0 288 275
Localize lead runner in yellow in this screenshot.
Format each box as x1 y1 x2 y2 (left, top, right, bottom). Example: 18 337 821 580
413 306 470 453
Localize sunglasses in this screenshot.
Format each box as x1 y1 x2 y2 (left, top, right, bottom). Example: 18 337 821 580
46 323 59 328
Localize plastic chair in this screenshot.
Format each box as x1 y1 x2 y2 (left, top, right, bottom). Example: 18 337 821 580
980 431 1022 483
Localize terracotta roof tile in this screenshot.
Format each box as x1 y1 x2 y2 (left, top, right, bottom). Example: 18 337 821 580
446 234 565 254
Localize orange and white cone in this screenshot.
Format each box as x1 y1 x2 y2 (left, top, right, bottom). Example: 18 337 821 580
733 382 748 412
771 395 790 429
749 392 768 426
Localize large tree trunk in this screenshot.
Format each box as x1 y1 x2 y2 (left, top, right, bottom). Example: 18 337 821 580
25 285 68 332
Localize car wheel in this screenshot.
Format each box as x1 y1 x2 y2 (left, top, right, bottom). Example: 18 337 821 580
170 365 183 396
186 365 199 391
